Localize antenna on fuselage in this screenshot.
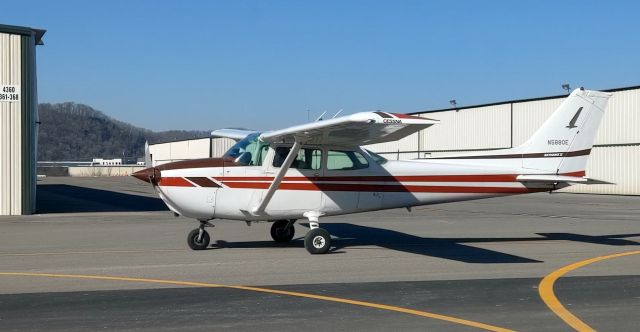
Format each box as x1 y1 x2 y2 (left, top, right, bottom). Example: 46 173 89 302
332 109 343 118
315 111 327 122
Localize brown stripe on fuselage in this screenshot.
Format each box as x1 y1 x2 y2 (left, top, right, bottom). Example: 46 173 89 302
157 158 243 171
186 177 220 187
391 113 429 120
428 149 591 160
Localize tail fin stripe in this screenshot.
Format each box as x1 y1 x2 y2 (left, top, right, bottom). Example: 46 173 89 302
430 148 591 160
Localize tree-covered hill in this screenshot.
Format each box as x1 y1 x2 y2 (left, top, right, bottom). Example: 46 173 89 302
37 102 210 161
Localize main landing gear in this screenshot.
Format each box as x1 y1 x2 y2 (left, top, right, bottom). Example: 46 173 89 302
187 221 213 250
270 219 296 243
270 218 332 254
187 217 332 254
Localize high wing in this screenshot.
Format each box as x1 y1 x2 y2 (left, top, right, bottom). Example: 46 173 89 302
249 111 437 216
211 128 256 141
260 111 438 145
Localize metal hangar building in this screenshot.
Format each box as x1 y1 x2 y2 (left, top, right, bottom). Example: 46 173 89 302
0 24 45 215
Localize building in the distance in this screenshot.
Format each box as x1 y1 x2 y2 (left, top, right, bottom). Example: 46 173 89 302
148 137 236 166
0 24 45 215
91 158 122 166
148 85 640 196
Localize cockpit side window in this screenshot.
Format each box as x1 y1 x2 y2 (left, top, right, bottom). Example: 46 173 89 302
327 150 369 170
273 146 322 170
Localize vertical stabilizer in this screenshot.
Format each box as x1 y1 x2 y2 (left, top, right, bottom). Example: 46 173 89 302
520 88 611 174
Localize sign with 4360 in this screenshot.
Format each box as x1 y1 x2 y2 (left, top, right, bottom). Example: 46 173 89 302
0 85 20 102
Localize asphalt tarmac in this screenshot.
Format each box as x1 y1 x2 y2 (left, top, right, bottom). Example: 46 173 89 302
0 176 639 331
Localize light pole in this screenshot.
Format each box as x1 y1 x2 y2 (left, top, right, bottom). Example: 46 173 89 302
450 99 457 111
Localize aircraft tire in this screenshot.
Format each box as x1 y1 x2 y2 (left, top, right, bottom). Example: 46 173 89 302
270 220 295 243
304 228 331 254
187 229 210 250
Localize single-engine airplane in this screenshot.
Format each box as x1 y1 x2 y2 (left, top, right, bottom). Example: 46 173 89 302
133 88 611 254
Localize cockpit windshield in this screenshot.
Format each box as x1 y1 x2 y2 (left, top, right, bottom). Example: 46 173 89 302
223 133 270 166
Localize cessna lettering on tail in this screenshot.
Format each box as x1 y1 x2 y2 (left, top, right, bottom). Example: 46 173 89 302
133 89 612 254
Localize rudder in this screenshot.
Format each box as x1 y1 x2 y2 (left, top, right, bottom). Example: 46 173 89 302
520 88 611 174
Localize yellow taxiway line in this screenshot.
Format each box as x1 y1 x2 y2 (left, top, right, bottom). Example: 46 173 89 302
0 272 513 332
538 250 640 332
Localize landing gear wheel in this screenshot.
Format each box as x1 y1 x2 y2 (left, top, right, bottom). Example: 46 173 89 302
187 228 210 250
271 220 295 243
304 228 331 254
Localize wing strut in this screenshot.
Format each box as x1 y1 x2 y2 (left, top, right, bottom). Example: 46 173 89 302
250 138 304 215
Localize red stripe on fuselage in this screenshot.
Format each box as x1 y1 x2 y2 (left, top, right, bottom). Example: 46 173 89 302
159 171 583 193
159 177 194 187
563 170 586 177
216 174 520 183
222 181 542 194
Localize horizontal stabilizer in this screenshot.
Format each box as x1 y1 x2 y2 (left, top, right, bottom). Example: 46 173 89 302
516 174 613 185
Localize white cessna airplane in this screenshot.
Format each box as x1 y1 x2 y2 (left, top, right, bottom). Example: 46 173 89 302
133 88 611 254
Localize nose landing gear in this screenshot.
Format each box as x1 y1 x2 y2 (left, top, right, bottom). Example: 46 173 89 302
187 221 213 250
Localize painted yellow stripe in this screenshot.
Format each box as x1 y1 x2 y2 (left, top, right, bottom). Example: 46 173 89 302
0 272 513 332
0 249 182 257
538 250 640 331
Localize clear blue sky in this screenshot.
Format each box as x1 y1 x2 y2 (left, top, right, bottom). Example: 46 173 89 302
4 1 640 131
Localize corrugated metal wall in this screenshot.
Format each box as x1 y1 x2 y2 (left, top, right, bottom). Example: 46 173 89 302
595 89 640 145
0 33 22 215
367 87 640 195
148 137 235 166
512 98 562 146
421 104 512 151
0 26 41 215
211 137 235 157
560 145 640 195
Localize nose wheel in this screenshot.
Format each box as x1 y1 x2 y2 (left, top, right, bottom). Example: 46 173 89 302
187 221 212 250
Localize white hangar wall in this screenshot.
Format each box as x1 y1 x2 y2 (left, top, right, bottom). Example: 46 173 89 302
365 86 640 195
0 25 44 215
148 137 235 166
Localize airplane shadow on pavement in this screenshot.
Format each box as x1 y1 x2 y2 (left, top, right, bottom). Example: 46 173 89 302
36 184 168 213
213 223 640 263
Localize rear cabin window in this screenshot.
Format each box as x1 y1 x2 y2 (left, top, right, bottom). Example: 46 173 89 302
273 147 322 170
327 150 369 170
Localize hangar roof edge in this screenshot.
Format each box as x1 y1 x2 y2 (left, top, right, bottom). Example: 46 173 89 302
410 84 640 115
0 24 46 45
